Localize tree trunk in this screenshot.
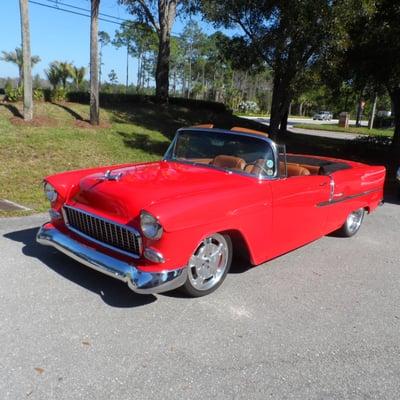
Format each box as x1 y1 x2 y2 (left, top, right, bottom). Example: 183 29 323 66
355 92 364 127
18 65 23 87
368 93 378 130
137 53 141 89
201 62 205 100
99 47 102 88
299 102 303 116
269 75 292 139
19 0 33 121
155 31 170 102
155 1 176 103
279 107 289 134
390 87 400 151
90 0 100 125
126 44 129 92
172 68 177 95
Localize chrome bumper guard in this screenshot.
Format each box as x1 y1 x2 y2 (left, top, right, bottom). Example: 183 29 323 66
36 224 187 295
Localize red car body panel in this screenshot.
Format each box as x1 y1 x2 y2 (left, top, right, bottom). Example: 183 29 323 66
44 151 385 274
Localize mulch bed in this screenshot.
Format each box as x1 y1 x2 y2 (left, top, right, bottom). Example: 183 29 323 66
74 119 112 129
10 116 59 127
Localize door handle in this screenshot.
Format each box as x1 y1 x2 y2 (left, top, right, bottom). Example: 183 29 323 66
320 182 327 186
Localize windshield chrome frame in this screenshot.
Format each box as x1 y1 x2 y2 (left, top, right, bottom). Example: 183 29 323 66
163 127 279 180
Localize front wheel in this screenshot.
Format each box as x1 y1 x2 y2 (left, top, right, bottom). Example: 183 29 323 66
336 208 365 237
180 233 232 297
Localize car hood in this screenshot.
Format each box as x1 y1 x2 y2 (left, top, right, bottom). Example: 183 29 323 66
68 161 256 226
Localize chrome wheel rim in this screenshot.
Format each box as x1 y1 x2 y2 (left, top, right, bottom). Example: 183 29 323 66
188 233 229 291
346 209 364 234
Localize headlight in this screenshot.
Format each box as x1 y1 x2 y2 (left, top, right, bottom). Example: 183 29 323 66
44 182 58 202
140 211 163 240
396 166 400 182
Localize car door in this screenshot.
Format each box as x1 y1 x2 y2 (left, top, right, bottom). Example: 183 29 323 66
269 174 331 258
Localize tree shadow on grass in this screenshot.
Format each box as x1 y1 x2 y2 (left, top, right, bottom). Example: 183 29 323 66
0 103 23 118
107 103 270 142
117 131 170 157
3 227 156 308
51 102 85 121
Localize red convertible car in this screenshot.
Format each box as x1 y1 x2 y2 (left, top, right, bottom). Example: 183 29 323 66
37 126 385 297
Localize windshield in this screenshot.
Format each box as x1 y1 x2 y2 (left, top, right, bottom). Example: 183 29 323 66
165 129 276 178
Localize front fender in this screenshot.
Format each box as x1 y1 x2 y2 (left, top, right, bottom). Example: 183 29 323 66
143 181 273 269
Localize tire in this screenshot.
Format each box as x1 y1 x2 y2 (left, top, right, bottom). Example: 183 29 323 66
336 208 365 237
180 233 232 297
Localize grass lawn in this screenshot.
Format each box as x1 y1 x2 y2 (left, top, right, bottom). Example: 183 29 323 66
0 101 265 217
295 123 393 137
0 101 396 217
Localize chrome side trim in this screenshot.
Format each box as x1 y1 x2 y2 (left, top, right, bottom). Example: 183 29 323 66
316 188 381 207
36 224 187 295
63 205 142 259
329 175 335 203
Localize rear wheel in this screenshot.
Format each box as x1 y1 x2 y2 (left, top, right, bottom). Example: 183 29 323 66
180 233 232 297
336 208 365 237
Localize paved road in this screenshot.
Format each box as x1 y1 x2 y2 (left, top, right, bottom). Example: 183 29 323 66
244 116 368 128
244 117 366 140
1 200 399 400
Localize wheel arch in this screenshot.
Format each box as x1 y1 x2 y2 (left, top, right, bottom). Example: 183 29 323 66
218 229 254 267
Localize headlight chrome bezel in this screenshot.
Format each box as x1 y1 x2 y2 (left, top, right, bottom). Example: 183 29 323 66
44 182 58 203
140 211 163 240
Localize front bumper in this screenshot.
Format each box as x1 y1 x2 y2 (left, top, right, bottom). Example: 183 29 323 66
36 223 187 294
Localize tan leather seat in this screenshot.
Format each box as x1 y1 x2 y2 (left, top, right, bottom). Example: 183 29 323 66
192 124 214 128
280 162 310 177
211 155 246 171
298 164 321 175
187 158 213 165
288 164 310 176
245 159 266 175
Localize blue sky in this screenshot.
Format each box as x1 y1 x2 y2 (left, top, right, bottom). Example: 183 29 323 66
0 0 233 85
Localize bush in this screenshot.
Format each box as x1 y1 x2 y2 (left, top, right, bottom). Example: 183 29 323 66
5 86 23 102
50 87 68 102
33 88 44 101
238 100 260 114
65 91 229 113
374 115 395 129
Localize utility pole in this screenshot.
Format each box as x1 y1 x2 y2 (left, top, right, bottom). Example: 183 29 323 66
90 0 100 125
368 93 378 130
19 0 33 121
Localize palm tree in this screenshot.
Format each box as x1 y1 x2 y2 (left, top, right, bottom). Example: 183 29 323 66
45 62 61 89
19 0 33 120
98 31 110 86
57 61 72 88
90 0 100 125
69 65 86 90
1 47 40 86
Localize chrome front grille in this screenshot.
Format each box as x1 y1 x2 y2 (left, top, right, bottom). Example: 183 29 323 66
63 206 141 257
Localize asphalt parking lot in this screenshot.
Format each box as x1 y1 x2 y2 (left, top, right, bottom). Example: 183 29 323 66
1 199 399 400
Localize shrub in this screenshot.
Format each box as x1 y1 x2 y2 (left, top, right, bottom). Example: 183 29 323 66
5 85 23 102
238 100 260 114
33 88 44 101
50 87 68 102
65 91 229 113
373 115 395 129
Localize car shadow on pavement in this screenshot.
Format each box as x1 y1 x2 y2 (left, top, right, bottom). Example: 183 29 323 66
4 227 156 308
383 191 400 206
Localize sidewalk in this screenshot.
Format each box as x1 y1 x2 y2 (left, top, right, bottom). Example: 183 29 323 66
289 126 361 140
244 116 364 141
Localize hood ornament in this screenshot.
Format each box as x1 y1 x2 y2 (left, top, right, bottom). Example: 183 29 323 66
102 169 123 181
